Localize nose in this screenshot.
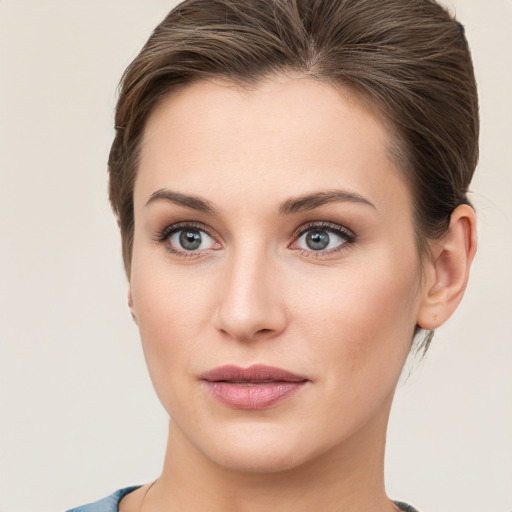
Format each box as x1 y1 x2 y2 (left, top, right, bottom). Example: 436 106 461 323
213 247 287 342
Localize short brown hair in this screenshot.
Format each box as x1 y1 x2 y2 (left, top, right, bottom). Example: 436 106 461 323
109 0 478 282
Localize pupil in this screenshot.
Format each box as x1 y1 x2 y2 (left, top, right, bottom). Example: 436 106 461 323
179 230 202 250
306 230 330 250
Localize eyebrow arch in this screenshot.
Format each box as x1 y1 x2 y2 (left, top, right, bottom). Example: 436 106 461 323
278 189 376 215
145 189 220 215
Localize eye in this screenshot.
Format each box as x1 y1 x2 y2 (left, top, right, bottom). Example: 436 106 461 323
170 228 215 251
156 223 220 255
291 223 355 254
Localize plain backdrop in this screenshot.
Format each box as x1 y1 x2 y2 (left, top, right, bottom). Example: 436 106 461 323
0 1 511 511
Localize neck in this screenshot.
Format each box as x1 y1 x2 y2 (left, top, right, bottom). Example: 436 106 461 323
147 394 397 512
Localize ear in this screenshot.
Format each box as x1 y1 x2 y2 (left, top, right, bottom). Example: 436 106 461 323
127 288 138 324
417 204 477 330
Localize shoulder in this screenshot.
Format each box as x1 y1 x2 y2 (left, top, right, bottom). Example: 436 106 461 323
65 486 141 512
394 501 421 512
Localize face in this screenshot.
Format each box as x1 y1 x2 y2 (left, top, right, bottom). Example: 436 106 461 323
130 76 427 473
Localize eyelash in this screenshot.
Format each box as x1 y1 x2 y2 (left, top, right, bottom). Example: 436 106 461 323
154 221 356 259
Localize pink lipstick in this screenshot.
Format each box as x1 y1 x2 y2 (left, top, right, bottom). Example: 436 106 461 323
200 364 308 410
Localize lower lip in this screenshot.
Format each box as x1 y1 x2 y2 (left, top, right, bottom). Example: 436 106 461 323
203 381 306 410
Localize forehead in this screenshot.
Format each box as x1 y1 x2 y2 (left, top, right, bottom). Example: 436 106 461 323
136 75 411 216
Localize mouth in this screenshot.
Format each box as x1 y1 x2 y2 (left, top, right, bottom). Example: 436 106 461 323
200 364 309 410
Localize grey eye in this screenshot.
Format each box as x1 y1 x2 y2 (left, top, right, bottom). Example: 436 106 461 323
169 228 215 251
179 230 202 250
305 230 330 250
294 227 348 252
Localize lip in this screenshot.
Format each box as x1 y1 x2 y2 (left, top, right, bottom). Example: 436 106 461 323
200 364 309 410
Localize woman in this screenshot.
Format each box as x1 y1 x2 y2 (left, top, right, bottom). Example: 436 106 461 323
68 0 478 510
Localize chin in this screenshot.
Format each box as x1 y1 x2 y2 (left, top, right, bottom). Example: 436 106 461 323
207 444 312 474
192 422 328 475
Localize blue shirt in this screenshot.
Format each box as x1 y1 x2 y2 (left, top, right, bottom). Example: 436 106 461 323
66 486 420 511
66 486 140 512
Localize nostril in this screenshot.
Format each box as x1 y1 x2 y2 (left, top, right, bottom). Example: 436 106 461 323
250 328 278 340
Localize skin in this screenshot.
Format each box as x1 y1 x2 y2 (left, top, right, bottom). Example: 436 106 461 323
121 75 476 512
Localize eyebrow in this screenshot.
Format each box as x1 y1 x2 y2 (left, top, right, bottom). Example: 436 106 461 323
278 189 376 215
145 188 376 216
145 189 220 215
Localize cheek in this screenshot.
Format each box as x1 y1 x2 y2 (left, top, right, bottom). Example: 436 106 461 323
289 254 420 386
132 244 215 334
130 258 217 409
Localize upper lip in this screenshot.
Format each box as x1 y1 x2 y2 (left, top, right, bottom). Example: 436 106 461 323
200 364 308 383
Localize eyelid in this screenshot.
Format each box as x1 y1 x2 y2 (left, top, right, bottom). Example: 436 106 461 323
291 221 355 241
155 221 216 242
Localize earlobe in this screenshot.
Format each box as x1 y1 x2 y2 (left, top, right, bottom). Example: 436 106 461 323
417 204 477 330
128 288 138 324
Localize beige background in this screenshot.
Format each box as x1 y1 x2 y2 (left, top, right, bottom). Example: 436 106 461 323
0 1 511 511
